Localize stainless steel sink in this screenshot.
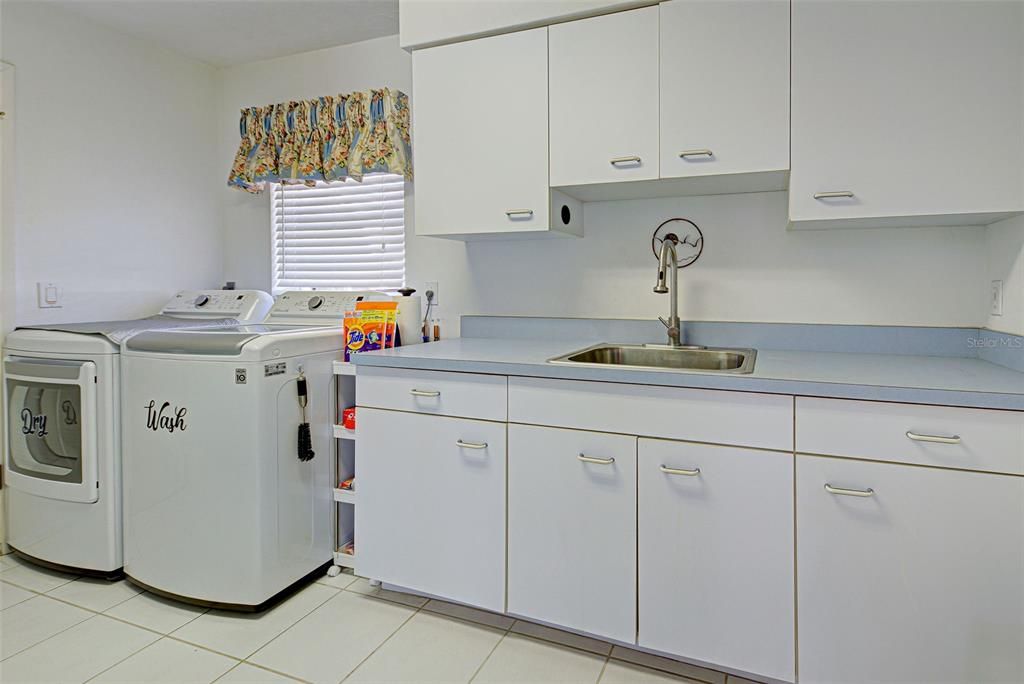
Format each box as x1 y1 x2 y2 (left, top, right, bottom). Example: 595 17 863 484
548 343 757 374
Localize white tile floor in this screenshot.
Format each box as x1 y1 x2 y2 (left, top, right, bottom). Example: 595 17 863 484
0 554 757 684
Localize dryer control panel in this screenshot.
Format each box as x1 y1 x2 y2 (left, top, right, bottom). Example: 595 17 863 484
161 290 274 322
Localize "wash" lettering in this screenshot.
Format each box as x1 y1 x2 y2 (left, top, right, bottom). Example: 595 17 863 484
144 400 187 433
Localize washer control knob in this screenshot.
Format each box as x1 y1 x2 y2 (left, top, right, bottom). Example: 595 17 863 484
308 296 324 311
194 294 210 307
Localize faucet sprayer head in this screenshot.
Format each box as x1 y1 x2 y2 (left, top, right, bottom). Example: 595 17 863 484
654 238 676 293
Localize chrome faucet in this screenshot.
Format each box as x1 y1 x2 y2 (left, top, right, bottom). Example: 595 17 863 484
654 237 682 347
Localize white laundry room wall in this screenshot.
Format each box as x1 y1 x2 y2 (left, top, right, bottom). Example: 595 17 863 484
218 33 994 337
1 1 224 326
986 215 1024 336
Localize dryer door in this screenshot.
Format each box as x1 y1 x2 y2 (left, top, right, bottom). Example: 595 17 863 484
4 358 98 503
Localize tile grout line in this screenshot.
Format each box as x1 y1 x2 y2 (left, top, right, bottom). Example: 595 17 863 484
335 600 425 684
595 655 612 684
40 586 146 616
214 660 309 684
466 619 517 683
225 585 343 662
235 659 315 684
0 599 95 662
81 634 177 684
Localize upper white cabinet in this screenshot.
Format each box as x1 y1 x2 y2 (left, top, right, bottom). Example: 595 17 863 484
790 0 1024 229
659 0 789 186
549 7 660 188
413 28 581 239
399 0 649 50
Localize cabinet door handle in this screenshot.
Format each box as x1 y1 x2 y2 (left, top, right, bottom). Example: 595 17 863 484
679 149 713 158
578 453 615 465
660 464 700 476
824 483 874 498
906 430 961 445
409 389 440 397
610 156 642 166
456 440 488 450
813 191 855 200
505 209 534 219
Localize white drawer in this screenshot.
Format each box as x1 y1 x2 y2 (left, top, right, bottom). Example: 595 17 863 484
508 377 792 451
796 398 1024 475
357 366 507 421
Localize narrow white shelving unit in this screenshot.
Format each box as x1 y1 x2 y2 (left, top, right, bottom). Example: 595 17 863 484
332 424 356 440
333 487 356 504
333 361 357 569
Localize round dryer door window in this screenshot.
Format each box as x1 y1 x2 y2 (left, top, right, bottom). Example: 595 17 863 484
3 358 98 503
7 380 83 483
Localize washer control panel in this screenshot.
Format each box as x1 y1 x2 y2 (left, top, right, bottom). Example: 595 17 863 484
161 290 274 322
267 290 386 321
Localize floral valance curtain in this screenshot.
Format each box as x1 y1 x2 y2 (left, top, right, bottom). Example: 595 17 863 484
228 88 411 193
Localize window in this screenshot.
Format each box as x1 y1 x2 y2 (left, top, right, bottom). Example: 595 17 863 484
271 173 406 295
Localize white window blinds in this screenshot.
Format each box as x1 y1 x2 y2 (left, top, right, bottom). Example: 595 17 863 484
271 173 406 294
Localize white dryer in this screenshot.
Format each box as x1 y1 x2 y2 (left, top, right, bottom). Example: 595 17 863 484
120 291 413 610
3 290 273 577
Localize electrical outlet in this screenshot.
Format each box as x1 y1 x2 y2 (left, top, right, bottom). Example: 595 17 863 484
425 281 439 306
36 282 62 309
990 280 1004 316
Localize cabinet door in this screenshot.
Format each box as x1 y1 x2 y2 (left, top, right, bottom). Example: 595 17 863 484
357 408 506 612
797 456 1024 683
638 439 795 683
549 7 659 187
413 28 551 237
660 0 789 180
508 424 637 643
790 0 1024 226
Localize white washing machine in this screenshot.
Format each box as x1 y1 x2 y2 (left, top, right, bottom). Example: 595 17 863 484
120 290 418 610
3 290 273 577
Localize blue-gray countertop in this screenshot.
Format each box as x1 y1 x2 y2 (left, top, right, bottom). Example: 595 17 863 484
351 336 1024 410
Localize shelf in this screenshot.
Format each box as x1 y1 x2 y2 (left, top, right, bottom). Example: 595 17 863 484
333 487 356 504
334 544 356 569
333 361 356 376
333 424 356 440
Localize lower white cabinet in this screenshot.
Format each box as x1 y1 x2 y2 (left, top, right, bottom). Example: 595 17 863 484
797 455 1024 683
356 407 507 612
508 424 637 643
638 439 795 682
356 368 1023 683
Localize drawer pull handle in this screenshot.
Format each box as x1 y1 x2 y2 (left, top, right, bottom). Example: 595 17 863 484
679 149 713 158
456 440 488 450
505 209 534 218
906 430 961 445
813 190 855 200
610 156 642 166
578 453 615 465
825 483 874 498
409 389 440 397
660 464 700 476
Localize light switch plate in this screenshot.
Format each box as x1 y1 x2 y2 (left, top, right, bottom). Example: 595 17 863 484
36 282 62 309
990 280 1004 316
